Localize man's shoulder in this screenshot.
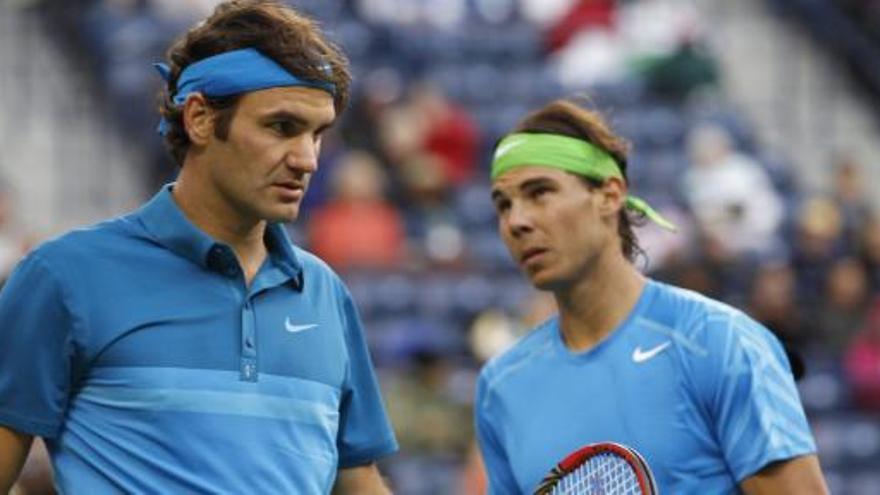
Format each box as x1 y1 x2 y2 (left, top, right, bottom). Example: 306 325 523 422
645 280 775 354
647 280 746 327
30 214 142 264
286 243 357 300
290 244 342 282
479 317 557 386
291 244 330 270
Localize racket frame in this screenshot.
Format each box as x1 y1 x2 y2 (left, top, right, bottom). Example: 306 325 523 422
534 441 658 495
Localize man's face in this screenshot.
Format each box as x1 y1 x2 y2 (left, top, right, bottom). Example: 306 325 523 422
201 86 336 224
491 166 619 291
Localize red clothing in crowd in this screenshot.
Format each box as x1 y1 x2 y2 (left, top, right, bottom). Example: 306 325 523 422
308 201 405 269
843 299 880 411
422 105 480 186
545 0 616 53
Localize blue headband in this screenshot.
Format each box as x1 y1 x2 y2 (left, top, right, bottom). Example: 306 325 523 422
154 48 335 135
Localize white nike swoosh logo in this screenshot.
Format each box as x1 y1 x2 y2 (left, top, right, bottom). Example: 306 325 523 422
632 341 671 363
285 318 317 333
493 136 527 160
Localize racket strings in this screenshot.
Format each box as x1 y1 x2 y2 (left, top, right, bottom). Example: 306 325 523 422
550 452 642 495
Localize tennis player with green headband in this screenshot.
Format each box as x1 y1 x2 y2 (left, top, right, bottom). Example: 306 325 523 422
475 99 828 494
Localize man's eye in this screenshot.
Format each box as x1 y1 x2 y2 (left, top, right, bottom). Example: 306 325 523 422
269 122 297 135
529 187 550 198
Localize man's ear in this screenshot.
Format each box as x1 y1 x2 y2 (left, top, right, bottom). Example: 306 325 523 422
181 93 213 146
598 177 627 217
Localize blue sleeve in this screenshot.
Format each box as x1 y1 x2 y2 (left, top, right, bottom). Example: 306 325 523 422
0 252 75 438
697 311 817 482
334 283 398 467
474 371 521 495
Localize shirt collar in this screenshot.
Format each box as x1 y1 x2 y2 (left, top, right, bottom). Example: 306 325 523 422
264 222 304 285
135 184 304 284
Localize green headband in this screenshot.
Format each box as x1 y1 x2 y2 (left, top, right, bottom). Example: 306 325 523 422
491 133 677 231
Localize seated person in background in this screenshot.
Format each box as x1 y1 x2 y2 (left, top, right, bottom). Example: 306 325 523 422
682 123 784 258
308 150 406 270
843 297 880 413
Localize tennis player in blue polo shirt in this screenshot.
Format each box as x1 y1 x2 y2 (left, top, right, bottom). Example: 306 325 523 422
475 99 829 494
0 1 397 493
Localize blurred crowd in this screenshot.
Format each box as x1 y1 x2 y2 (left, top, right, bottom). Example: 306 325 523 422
5 0 880 493
772 0 880 114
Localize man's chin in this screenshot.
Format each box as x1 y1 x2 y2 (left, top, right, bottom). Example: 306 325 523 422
526 269 558 292
264 206 301 224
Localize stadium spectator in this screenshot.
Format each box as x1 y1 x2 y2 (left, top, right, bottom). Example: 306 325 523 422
843 297 880 412
377 100 424 170
410 83 481 187
747 261 807 378
396 153 467 266
544 0 617 53
790 196 847 307
682 123 785 258
831 153 873 249
339 68 404 167
808 257 871 357
383 349 473 494
308 150 406 269
675 230 757 304
640 35 720 101
857 213 880 292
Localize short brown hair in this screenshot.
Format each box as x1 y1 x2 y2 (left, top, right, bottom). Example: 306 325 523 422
511 99 643 262
158 0 351 165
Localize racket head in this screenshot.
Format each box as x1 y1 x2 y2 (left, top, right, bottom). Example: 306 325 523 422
534 442 658 495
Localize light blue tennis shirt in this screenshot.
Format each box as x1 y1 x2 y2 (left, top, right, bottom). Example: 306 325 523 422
0 185 397 494
475 280 817 494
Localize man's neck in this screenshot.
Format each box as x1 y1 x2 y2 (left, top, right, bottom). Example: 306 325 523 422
554 251 646 352
172 174 268 284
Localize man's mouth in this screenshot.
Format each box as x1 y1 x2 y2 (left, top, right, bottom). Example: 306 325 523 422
273 180 304 190
520 247 548 265
272 182 305 200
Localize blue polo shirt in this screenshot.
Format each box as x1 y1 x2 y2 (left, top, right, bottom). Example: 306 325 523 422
0 185 398 494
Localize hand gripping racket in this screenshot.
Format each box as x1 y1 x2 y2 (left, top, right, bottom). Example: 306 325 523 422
534 442 658 495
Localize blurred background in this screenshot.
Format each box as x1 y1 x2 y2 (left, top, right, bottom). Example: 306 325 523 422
2 0 880 493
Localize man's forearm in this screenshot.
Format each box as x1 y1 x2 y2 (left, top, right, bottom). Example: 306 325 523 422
334 463 392 494
0 426 33 492
740 455 828 495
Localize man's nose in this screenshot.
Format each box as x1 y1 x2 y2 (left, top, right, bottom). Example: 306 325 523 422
285 136 319 173
505 201 534 238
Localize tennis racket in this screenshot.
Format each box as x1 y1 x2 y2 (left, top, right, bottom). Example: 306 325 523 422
534 442 658 495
